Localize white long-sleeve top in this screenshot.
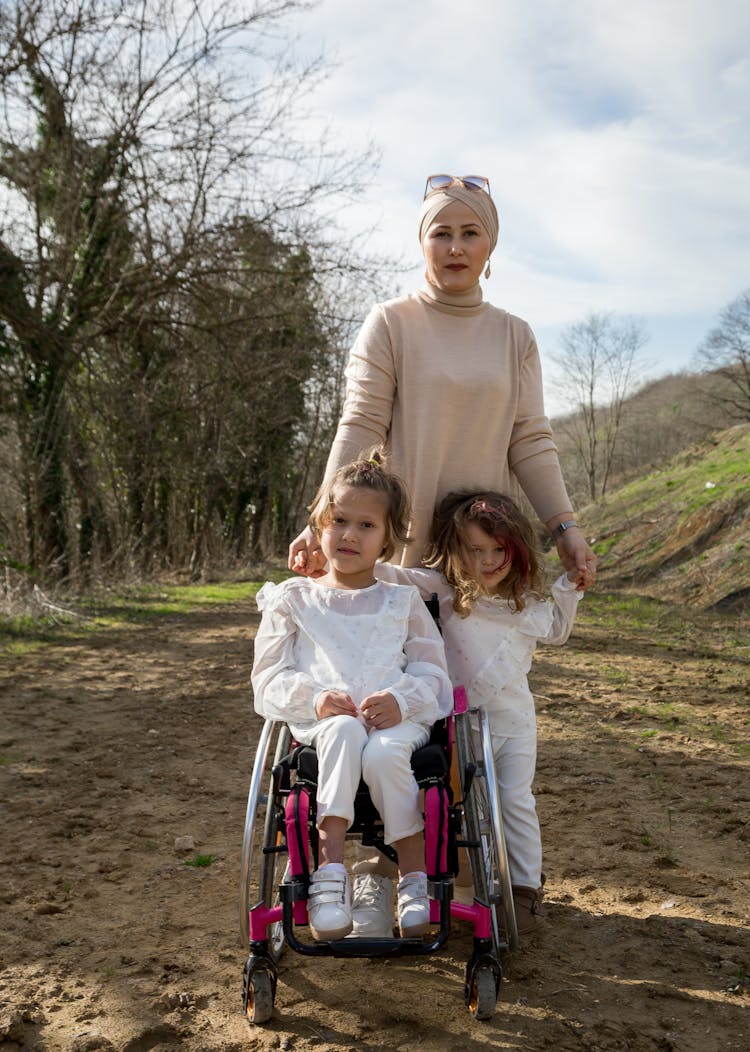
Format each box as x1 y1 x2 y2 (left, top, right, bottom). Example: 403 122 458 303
251 577 453 732
375 564 583 736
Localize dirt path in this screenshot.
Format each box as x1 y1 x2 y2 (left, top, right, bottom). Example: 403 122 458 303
1 596 748 1051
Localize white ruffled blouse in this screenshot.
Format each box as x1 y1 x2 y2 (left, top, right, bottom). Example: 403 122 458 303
376 564 582 736
251 577 454 731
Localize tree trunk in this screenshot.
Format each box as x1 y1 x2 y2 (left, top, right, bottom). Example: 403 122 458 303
22 360 71 579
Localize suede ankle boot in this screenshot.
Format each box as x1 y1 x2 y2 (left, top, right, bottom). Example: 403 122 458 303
512 885 547 935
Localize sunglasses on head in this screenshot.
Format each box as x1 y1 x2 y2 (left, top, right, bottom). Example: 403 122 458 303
424 174 491 198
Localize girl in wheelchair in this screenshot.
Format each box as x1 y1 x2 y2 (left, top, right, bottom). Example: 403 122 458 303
251 450 453 942
376 489 589 934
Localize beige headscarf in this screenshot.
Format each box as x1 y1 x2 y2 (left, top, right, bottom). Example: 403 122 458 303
418 185 499 251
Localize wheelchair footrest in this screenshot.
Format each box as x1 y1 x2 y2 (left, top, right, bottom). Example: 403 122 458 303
279 879 453 959
284 927 452 959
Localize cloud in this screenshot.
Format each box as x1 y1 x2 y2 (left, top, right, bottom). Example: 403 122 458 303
289 0 750 385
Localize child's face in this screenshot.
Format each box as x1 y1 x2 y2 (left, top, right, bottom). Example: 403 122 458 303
319 485 389 589
461 521 512 594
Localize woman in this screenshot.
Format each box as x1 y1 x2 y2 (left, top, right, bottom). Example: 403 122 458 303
287 173 596 934
291 173 594 582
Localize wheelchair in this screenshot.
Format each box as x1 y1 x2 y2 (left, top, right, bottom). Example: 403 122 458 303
238 685 519 1023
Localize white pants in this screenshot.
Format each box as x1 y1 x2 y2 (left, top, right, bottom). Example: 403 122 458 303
290 715 430 845
484 716 541 889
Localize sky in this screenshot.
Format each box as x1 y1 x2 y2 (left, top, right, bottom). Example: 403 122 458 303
284 0 750 414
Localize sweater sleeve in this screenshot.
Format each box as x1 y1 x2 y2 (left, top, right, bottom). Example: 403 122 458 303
324 304 395 478
508 327 574 523
386 588 454 723
541 574 583 645
250 585 324 725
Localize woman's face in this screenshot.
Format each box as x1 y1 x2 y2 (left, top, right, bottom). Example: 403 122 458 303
422 200 492 293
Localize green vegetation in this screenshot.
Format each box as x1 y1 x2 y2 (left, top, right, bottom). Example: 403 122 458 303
78 581 265 623
0 575 289 651
184 854 218 868
599 664 631 684
590 534 620 558
563 581 749 762
577 589 750 655
579 592 679 634
628 702 684 724
595 425 748 514
579 423 750 611
0 3 363 586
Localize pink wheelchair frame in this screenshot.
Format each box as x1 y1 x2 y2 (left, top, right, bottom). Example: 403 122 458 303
239 685 518 1023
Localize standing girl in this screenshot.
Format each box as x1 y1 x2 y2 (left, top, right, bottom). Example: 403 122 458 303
251 452 453 941
377 490 588 933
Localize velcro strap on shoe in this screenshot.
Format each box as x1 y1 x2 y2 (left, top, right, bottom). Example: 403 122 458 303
310 877 347 901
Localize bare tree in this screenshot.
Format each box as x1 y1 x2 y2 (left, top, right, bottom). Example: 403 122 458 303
0 0 376 580
693 289 750 422
552 312 648 501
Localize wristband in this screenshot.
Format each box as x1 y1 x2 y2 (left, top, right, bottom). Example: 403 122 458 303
553 520 578 537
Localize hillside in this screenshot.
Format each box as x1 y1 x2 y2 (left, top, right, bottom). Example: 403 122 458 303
577 422 750 611
551 367 742 510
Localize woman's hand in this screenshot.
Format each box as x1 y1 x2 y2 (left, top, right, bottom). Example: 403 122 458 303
360 691 402 730
288 525 327 577
315 690 358 719
557 528 596 590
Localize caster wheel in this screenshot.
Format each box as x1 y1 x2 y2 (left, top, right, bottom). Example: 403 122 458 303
468 967 496 1021
245 969 275 1024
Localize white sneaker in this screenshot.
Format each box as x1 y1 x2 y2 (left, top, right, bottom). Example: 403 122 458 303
308 866 352 941
397 872 430 937
351 873 395 937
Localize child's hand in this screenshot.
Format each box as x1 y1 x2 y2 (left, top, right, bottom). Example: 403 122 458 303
567 565 594 591
360 691 402 730
315 691 358 719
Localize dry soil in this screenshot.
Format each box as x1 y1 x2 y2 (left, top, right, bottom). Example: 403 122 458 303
1 594 748 1051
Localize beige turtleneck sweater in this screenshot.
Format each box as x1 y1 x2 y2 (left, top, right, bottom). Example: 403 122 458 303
325 284 573 565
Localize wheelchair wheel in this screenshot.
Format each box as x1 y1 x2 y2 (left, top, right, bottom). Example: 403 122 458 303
239 720 291 954
244 967 275 1024
468 966 497 1021
455 706 519 954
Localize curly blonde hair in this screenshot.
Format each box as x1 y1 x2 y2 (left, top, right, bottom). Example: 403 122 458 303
307 447 411 562
424 490 546 616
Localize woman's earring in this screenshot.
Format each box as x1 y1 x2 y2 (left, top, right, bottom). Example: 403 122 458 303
484 260 491 279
